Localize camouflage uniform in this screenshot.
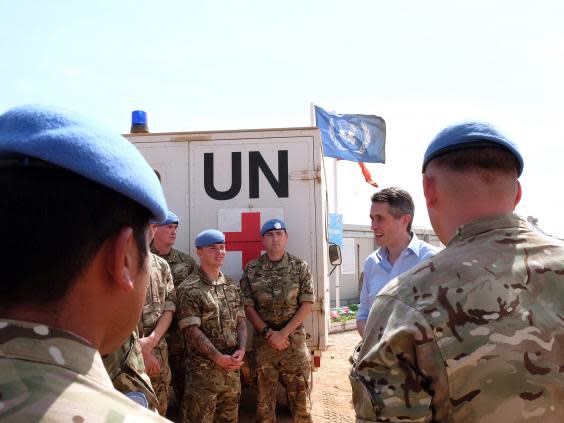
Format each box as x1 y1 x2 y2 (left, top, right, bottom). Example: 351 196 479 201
152 246 198 402
103 329 160 411
140 253 177 416
152 246 198 287
0 319 170 422
350 213 564 423
240 252 315 423
177 266 246 423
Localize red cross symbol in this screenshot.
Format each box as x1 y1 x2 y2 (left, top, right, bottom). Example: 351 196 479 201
224 212 263 269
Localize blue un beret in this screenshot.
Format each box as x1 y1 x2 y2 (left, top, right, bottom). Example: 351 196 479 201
160 211 179 226
422 122 524 176
0 104 168 221
149 210 179 225
195 229 225 248
260 218 286 236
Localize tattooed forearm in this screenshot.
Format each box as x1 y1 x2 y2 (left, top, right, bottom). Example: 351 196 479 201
186 325 221 361
237 316 247 350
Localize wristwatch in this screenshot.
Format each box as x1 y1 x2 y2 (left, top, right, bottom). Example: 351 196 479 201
262 326 271 338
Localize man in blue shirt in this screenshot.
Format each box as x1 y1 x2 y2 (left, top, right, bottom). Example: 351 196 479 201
356 187 440 337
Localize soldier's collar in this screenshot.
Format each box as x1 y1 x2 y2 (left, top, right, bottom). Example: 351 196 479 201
263 252 289 269
0 318 112 385
448 212 522 245
150 244 172 260
198 267 226 285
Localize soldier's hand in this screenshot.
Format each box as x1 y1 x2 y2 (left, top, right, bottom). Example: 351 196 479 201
143 351 161 376
231 348 245 363
267 331 289 350
215 354 244 371
139 335 156 355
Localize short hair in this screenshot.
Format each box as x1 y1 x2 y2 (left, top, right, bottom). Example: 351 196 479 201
371 187 414 233
427 146 519 179
0 166 152 309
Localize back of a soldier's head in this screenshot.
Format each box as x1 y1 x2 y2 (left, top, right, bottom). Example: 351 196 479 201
0 105 167 310
423 122 523 178
422 122 523 243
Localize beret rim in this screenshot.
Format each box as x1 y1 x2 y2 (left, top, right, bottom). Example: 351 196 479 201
422 123 524 177
0 104 168 221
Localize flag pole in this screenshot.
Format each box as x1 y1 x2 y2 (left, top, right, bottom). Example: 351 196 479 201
333 156 340 308
310 103 315 127
313 104 341 309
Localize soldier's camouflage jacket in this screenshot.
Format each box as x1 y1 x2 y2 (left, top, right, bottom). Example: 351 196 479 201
141 253 176 337
151 246 197 288
151 246 197 363
350 213 564 423
0 319 169 422
240 252 315 328
102 329 159 411
177 266 245 357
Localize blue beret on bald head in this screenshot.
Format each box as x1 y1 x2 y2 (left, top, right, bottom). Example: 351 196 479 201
260 218 286 236
195 229 225 248
422 122 524 176
0 104 168 221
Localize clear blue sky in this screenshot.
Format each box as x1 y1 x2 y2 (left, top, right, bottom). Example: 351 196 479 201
2 1 563 235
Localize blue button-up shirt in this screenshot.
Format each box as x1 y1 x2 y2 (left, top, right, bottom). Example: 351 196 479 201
357 234 440 321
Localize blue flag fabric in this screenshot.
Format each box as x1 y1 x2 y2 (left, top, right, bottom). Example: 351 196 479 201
314 105 386 163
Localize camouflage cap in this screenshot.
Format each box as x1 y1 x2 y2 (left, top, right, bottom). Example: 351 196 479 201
422 122 524 176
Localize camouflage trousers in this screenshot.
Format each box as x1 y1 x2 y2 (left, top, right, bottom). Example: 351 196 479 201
166 328 187 403
182 354 241 423
255 327 312 423
149 337 172 416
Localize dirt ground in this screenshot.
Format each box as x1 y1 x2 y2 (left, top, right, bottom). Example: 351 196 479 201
238 329 361 423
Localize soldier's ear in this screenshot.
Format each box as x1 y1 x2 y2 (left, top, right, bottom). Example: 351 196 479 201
104 227 136 293
423 173 437 209
513 181 522 208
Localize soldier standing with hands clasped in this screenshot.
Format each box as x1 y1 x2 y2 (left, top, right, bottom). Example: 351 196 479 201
241 219 315 423
176 229 247 423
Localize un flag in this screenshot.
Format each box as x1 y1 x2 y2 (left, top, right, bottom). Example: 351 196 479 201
314 105 386 163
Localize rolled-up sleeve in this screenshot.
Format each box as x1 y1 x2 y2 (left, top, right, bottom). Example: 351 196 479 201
163 263 176 313
298 261 315 303
235 286 246 319
177 283 202 329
